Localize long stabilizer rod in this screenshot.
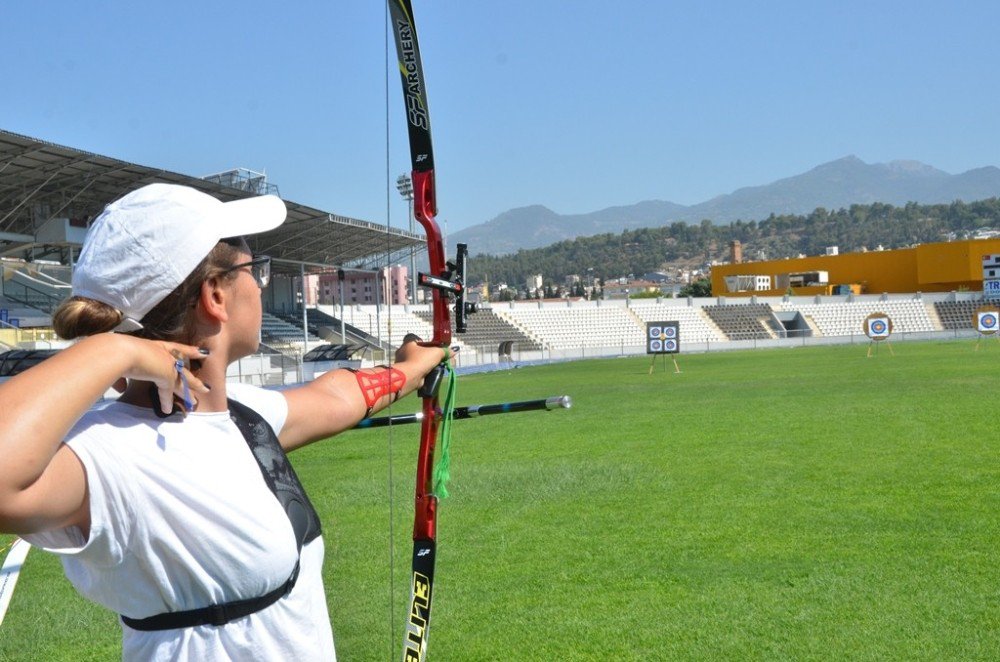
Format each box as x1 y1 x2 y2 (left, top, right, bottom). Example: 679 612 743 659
355 395 572 429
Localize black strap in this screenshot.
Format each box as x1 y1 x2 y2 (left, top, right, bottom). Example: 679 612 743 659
120 400 321 631
122 562 300 631
227 399 322 550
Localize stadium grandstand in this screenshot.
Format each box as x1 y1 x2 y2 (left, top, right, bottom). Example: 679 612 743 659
2 128 998 386
311 289 991 366
0 129 422 380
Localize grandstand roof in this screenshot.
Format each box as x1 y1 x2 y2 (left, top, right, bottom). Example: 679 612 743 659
0 129 422 273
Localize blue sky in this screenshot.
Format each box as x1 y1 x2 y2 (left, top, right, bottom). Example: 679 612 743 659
4 1 1000 233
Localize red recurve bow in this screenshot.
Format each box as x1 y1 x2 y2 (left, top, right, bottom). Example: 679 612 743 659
388 2 469 660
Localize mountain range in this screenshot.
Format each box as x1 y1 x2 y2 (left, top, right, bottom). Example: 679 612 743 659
451 156 1000 256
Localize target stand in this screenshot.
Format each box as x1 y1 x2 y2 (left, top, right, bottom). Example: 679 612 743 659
646 321 681 374
863 312 894 357
648 353 681 375
973 307 1000 350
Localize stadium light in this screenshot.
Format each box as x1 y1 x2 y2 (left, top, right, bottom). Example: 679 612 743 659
396 173 417 304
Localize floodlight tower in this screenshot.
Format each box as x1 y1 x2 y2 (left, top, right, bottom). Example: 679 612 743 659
396 173 417 304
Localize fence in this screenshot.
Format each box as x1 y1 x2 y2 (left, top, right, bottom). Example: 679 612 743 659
449 327 985 369
2 328 989 388
0 321 61 351
0 264 71 315
214 326 988 386
2 289 992 384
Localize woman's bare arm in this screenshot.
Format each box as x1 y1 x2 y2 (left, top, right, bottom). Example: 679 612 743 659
0 334 208 534
280 341 447 451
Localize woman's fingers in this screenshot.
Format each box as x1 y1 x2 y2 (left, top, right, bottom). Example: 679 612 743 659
158 383 178 415
153 344 212 413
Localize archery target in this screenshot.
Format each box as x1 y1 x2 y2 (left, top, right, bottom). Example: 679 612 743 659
977 309 999 334
864 313 892 340
646 321 680 354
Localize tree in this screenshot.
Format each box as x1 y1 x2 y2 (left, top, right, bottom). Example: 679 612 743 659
679 277 712 298
465 199 1000 288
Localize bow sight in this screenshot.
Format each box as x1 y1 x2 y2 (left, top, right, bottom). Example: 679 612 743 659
417 242 477 333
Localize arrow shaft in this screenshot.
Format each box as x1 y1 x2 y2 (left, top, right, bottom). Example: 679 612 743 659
356 395 572 429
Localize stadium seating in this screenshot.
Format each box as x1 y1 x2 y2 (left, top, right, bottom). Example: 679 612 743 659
779 299 935 336
0 263 70 315
493 302 646 349
933 300 982 330
627 301 726 344
260 312 322 345
0 298 52 329
702 303 777 340
324 304 473 351
413 307 543 351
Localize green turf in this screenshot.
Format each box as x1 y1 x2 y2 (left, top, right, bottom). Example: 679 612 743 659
2 340 999 660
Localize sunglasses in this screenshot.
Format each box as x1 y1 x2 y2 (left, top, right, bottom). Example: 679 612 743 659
221 255 271 288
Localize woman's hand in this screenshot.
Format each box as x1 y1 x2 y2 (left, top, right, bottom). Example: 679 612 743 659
123 339 211 413
394 334 452 370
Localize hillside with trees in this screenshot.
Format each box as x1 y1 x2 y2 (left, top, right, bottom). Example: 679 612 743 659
452 156 1000 256
467 198 1000 290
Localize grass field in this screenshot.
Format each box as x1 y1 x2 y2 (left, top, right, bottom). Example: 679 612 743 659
2 339 999 660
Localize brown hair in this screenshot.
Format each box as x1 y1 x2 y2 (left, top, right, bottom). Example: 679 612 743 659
53 241 246 342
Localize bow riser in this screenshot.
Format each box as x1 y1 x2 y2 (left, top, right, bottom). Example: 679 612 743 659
413 403 439 540
411 172 450 349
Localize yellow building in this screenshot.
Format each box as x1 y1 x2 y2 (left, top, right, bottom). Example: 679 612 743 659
711 238 1000 297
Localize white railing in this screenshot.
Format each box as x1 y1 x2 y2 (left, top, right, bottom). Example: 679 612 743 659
4 292 991 387
218 325 986 387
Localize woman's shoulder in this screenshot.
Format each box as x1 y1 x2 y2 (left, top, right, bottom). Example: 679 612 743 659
68 400 153 434
226 382 289 433
61 401 164 456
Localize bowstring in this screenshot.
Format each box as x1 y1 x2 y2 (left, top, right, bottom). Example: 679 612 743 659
383 2 397 657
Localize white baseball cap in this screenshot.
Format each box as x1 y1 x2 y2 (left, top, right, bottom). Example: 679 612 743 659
72 183 287 331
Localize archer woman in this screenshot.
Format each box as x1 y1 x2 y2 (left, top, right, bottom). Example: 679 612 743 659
0 183 445 660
